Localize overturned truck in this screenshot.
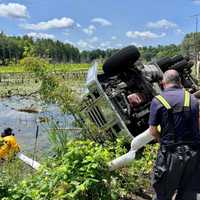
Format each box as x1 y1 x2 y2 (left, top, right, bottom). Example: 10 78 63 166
80 46 198 146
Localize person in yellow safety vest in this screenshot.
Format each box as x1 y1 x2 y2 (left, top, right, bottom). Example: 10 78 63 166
0 128 20 160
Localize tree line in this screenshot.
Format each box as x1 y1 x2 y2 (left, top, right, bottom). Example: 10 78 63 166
0 31 198 66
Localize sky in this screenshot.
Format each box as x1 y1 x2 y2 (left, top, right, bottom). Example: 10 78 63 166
0 0 200 50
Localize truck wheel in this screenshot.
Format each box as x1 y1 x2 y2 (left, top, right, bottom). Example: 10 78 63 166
102 45 140 76
156 57 172 71
171 55 184 64
170 59 188 71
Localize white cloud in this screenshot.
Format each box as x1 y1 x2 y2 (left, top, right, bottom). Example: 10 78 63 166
77 40 88 48
111 36 117 40
176 29 184 35
126 31 166 40
91 18 112 26
27 32 55 39
77 39 94 50
131 42 143 48
63 31 70 36
100 41 111 49
116 43 123 48
0 3 28 18
22 17 74 30
90 36 98 43
193 0 200 4
147 19 177 29
83 25 96 35
76 23 81 28
65 40 75 46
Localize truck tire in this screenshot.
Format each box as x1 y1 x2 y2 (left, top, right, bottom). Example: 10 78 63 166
102 46 140 76
156 57 172 71
171 55 184 64
156 55 185 72
170 59 188 71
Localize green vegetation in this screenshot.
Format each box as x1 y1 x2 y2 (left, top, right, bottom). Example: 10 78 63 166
0 30 195 199
1 140 114 200
0 31 197 72
2 32 195 199
181 32 200 56
0 63 90 74
0 32 80 65
0 32 117 65
0 58 160 199
139 44 181 62
0 140 158 200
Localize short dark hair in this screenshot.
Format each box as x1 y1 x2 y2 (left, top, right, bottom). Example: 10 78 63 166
1 128 13 137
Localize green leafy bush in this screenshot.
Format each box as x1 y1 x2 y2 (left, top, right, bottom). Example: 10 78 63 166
20 56 49 77
0 139 158 200
0 57 159 199
0 159 32 199
5 140 115 200
107 144 158 199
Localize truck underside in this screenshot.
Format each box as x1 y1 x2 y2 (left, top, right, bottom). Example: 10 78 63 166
81 46 198 143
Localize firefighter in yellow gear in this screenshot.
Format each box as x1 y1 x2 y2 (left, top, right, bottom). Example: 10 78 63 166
0 128 20 160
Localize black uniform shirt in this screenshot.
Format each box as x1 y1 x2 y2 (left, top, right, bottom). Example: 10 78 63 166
149 86 200 144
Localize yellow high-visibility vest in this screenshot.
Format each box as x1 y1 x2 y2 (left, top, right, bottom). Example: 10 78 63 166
155 90 190 110
0 135 20 159
155 90 190 133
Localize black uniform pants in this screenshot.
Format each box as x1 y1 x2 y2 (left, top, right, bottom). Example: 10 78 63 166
152 145 200 200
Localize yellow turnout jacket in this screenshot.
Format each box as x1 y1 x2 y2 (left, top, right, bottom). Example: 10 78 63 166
0 135 20 159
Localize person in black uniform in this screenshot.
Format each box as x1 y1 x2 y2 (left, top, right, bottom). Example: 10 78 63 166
148 69 200 200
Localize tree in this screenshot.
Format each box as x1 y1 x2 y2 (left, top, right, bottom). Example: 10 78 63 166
156 44 181 58
181 32 200 57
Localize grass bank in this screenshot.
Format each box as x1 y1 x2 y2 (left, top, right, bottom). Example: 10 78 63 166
0 63 93 74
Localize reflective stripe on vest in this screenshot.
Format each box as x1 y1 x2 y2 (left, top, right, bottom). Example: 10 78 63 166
155 90 190 109
155 95 171 109
184 90 190 107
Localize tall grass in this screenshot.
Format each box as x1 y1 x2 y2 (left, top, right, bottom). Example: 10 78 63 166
0 63 91 74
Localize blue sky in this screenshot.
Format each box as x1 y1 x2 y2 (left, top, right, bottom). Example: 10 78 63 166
0 0 200 50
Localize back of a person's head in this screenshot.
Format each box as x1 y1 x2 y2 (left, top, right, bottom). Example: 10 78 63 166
163 69 181 85
1 128 14 137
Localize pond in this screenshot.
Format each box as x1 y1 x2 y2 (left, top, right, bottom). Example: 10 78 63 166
0 96 74 155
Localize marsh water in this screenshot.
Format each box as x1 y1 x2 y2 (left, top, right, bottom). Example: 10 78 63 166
0 96 73 155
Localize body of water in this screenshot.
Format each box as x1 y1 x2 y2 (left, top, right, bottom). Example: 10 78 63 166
0 96 73 155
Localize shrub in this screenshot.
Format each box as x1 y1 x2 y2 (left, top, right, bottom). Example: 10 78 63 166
20 56 49 77
7 140 115 200
0 139 158 200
